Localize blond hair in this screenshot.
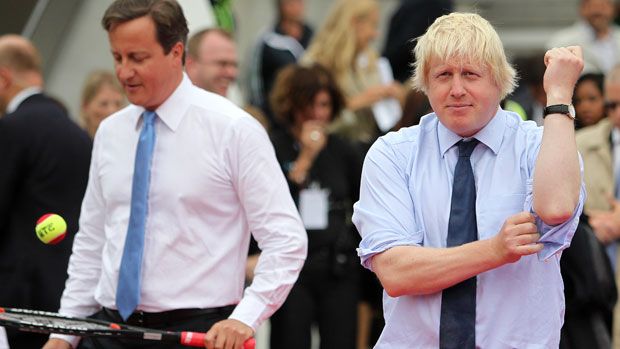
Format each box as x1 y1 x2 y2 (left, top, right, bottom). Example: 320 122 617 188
0 34 41 74
412 12 517 99
80 70 122 108
80 70 123 127
302 0 379 85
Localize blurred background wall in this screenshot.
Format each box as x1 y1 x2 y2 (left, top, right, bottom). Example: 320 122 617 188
0 0 580 120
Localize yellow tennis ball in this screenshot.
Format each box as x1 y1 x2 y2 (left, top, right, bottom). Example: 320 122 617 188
35 213 67 245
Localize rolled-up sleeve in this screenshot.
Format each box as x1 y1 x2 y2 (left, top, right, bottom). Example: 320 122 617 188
525 155 586 261
353 138 421 270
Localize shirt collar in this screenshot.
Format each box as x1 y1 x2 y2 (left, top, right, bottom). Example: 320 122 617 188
6 87 42 114
133 73 192 132
438 106 504 157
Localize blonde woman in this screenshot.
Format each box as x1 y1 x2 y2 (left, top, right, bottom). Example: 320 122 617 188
302 0 404 146
80 70 125 138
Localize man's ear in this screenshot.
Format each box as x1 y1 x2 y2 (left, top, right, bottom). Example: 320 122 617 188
170 41 184 61
0 67 12 90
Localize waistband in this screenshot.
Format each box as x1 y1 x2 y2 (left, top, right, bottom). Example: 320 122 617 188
102 305 236 327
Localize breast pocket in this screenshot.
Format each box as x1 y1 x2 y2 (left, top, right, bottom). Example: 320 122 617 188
477 194 526 240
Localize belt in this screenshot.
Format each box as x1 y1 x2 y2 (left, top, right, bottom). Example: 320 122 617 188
102 305 236 327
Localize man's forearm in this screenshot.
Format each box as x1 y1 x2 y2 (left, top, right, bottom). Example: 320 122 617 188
372 240 504 297
533 114 581 225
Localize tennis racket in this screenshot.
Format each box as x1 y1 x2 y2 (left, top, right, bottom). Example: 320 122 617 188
0 307 255 349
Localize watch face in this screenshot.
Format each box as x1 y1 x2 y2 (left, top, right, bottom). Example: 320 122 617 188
568 104 576 119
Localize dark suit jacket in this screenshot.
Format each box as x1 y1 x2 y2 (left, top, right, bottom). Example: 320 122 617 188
0 93 91 313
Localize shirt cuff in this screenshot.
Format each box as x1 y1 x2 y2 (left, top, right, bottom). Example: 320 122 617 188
532 183 586 261
229 294 271 331
49 334 80 349
358 236 420 271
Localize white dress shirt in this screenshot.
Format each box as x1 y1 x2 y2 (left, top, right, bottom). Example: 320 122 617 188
53 74 307 347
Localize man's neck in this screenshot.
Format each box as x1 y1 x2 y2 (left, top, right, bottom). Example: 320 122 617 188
5 85 42 114
595 26 611 40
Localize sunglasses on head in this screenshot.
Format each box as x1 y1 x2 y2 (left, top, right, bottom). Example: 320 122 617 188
606 101 620 110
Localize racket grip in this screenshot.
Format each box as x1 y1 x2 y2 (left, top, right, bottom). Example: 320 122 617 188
180 332 205 347
180 332 256 349
244 337 256 349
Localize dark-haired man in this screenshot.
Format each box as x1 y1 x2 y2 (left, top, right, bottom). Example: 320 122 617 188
43 1 306 349
547 0 620 74
248 0 313 128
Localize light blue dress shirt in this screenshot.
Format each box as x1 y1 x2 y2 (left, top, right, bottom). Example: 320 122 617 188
353 109 585 348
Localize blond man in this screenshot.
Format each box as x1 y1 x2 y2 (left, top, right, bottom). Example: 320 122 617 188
353 13 585 348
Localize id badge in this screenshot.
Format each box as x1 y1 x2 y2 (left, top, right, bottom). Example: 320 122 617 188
299 183 329 230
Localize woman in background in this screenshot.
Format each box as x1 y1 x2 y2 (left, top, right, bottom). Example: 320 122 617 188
573 73 606 130
302 0 404 147
269 64 362 349
80 70 125 138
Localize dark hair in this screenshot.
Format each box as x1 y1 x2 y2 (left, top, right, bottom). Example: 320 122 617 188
574 72 605 97
270 64 345 127
102 0 188 64
187 28 233 60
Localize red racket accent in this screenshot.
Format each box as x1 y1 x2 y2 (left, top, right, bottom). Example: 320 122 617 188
179 332 255 349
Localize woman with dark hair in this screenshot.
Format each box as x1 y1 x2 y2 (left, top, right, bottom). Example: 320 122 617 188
573 72 606 129
269 64 362 349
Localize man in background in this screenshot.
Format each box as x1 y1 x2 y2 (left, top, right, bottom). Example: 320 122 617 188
547 0 620 74
186 28 238 98
0 34 92 348
248 0 313 128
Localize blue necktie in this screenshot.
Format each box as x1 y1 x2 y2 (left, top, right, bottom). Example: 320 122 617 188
116 111 157 321
439 139 479 349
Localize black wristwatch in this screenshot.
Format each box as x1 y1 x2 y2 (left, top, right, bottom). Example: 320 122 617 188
543 104 576 120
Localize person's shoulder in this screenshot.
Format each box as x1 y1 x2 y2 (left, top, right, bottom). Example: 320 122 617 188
2 93 76 131
371 113 436 157
576 118 611 150
546 22 587 48
494 108 532 130
188 88 267 136
7 93 65 118
189 87 250 122
500 110 542 143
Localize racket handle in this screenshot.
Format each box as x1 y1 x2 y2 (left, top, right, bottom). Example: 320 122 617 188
244 337 256 349
180 332 256 349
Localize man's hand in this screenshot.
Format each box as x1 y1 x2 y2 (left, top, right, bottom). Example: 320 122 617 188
588 197 620 244
543 46 584 105
204 319 254 349
491 212 543 264
41 338 72 349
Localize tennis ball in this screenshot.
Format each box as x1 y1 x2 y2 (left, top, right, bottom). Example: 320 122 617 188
35 213 67 245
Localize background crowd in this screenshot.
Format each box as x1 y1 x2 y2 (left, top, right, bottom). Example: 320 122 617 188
2 0 620 348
